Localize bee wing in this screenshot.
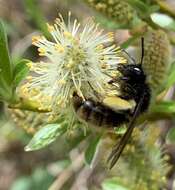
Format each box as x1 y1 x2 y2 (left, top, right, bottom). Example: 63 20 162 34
107 92 146 169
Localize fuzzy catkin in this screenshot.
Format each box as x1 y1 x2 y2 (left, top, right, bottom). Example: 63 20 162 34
97 126 168 190
7 108 49 134
85 0 138 26
142 29 171 92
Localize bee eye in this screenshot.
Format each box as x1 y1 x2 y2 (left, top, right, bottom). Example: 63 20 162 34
133 67 142 75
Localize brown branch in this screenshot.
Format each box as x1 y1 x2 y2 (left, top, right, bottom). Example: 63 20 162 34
48 152 84 190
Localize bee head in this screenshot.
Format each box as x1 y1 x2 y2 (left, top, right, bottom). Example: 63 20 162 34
117 64 146 82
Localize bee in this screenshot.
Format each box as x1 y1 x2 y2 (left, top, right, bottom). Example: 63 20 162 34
72 38 151 169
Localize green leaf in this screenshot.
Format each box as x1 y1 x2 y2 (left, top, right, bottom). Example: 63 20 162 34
127 0 159 16
25 123 67 151
0 20 13 101
149 5 160 14
127 0 149 12
151 101 175 114
102 179 129 190
85 134 101 167
167 127 175 144
13 59 30 87
151 13 175 31
0 19 13 86
164 62 175 89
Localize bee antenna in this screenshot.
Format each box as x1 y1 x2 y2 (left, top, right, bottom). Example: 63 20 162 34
140 37 144 66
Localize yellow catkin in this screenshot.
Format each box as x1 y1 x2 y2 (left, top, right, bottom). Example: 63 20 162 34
7 108 49 134
96 126 168 190
142 29 171 92
86 0 138 26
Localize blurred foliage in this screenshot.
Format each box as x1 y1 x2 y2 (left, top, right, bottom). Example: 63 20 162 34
11 168 54 190
0 0 175 190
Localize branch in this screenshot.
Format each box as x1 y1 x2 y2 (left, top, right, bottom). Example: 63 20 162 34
48 152 84 190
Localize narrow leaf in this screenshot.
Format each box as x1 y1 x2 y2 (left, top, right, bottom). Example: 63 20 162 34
127 0 149 12
25 123 67 151
85 134 101 167
151 101 175 114
13 59 30 87
0 20 13 86
102 179 129 190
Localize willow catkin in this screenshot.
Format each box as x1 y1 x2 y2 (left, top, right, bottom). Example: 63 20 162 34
142 29 171 92
97 126 168 190
85 0 138 26
7 108 49 134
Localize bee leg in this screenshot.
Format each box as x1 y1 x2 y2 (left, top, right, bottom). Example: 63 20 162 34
120 83 136 100
107 91 145 169
108 76 129 85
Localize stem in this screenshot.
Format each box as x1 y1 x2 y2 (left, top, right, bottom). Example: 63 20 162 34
8 98 51 113
49 152 84 190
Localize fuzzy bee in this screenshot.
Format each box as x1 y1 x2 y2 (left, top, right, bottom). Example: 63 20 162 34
72 38 151 169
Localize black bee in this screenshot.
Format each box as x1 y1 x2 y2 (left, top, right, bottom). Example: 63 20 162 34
72 38 151 169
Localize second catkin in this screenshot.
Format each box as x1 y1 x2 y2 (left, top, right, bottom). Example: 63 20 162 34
142 29 171 92
85 0 138 27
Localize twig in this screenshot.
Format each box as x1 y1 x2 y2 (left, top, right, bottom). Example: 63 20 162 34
48 152 84 190
70 166 93 190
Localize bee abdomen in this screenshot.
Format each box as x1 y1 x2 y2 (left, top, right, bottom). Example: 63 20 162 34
72 94 129 128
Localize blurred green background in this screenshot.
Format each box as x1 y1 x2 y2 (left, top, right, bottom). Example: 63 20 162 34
1 0 175 190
